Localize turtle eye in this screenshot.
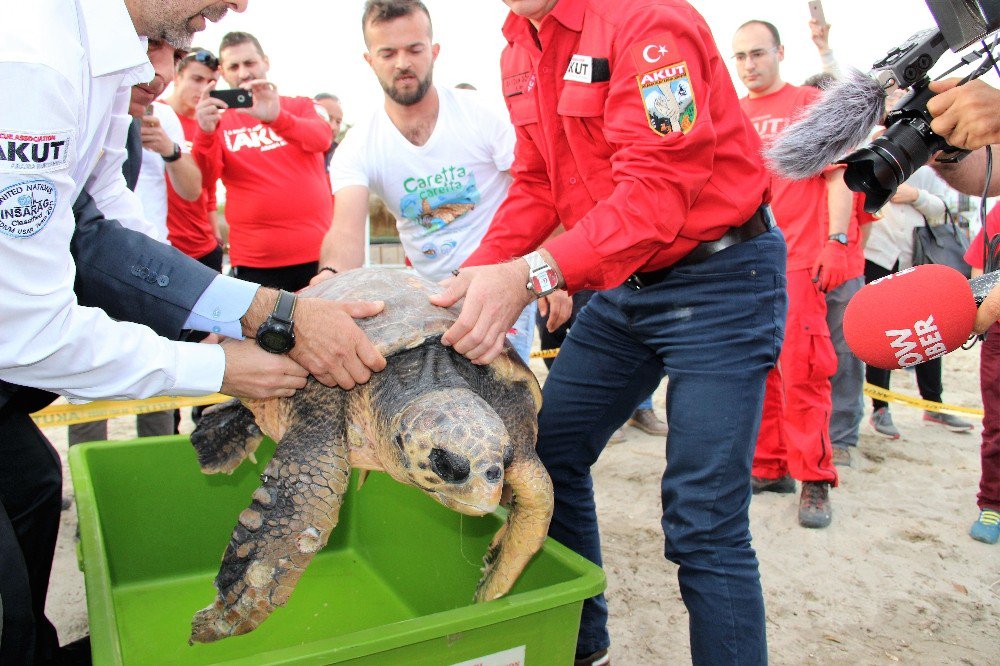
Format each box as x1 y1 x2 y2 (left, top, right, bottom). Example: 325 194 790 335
394 433 405 450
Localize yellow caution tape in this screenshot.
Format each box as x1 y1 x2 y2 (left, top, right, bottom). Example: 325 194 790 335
30 393 231 429
863 383 983 417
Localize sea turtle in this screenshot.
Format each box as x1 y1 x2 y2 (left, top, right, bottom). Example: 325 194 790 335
188 267 553 644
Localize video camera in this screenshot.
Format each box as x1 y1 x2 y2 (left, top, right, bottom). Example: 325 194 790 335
839 0 1000 212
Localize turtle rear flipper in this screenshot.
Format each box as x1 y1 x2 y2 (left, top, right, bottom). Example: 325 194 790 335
190 393 349 644
190 399 263 475
474 452 553 602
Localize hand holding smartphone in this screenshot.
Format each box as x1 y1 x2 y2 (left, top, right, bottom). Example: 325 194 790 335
209 88 254 109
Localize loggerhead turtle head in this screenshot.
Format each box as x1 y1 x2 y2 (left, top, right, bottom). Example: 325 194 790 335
383 388 510 516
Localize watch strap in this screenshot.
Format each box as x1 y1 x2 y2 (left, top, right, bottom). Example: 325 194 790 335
272 289 296 324
162 143 182 163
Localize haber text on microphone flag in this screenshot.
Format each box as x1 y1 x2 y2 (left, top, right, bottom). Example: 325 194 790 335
843 264 976 370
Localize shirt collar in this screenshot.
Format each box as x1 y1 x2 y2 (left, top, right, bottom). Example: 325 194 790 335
78 0 153 83
502 0 586 45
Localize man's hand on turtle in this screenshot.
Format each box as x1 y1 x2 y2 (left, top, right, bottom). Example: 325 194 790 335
291 298 387 389
220 338 308 399
430 262 535 365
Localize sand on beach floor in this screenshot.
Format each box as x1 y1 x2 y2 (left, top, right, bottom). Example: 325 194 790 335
45 345 999 664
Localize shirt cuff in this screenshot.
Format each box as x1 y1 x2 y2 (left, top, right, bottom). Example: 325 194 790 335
182 274 258 338
267 109 293 133
171 342 226 395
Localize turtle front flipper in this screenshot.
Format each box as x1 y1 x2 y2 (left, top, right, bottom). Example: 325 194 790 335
190 396 349 644
190 399 264 475
474 451 553 602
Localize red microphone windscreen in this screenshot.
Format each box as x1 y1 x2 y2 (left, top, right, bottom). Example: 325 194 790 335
844 264 976 370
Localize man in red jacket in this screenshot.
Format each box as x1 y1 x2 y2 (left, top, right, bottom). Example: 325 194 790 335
734 20 851 529
194 32 333 291
431 1 786 663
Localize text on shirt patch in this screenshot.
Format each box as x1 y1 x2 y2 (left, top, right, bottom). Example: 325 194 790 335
564 55 611 84
223 124 287 153
503 71 532 97
637 62 697 136
0 179 57 238
0 129 72 174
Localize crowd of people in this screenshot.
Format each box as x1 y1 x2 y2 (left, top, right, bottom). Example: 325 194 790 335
1 1 999 665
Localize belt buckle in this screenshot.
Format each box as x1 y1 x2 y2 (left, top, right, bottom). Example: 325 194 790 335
625 274 644 290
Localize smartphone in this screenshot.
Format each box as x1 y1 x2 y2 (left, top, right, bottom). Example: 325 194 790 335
209 88 254 109
808 0 827 25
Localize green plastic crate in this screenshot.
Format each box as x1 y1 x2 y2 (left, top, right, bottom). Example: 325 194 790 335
68 435 605 665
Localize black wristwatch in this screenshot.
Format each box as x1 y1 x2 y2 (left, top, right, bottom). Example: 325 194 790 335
256 290 296 354
162 143 182 163
828 233 849 245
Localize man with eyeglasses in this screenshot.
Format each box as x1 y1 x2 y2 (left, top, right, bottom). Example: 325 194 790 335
166 49 228 271
733 20 852 528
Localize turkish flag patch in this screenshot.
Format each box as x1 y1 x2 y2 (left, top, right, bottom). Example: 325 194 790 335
629 33 681 71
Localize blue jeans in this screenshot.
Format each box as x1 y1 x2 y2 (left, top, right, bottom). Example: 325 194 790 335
537 227 786 665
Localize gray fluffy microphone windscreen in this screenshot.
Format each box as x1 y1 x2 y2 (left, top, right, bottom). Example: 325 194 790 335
765 68 888 180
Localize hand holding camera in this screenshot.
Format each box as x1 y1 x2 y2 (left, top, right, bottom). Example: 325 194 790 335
927 78 1000 151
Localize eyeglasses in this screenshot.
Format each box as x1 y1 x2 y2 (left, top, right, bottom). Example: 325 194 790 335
732 47 778 63
182 50 219 71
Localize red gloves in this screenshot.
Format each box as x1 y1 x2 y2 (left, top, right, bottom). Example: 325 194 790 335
812 241 849 293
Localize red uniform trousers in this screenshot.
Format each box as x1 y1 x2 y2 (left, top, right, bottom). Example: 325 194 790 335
753 268 839 485
978 322 1000 511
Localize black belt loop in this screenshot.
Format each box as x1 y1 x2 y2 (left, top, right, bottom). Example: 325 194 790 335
625 204 772 290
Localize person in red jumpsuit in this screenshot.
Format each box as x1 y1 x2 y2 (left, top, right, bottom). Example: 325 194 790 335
430 1 787 663
733 19 852 529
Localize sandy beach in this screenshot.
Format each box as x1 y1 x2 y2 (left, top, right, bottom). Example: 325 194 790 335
45 344 999 664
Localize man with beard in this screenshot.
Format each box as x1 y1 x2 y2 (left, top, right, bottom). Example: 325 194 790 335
311 0 546 363
0 3 388 662
194 31 334 292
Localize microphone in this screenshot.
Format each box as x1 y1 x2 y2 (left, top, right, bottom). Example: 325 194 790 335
765 68 887 180
844 264 979 370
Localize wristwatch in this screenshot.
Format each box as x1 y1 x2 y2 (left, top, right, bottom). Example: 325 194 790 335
523 251 559 298
162 143 181 163
828 233 849 245
256 290 297 354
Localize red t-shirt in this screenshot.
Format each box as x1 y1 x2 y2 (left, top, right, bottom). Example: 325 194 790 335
166 109 219 260
464 0 770 292
740 84 833 271
964 204 1000 271
846 193 874 279
193 96 333 269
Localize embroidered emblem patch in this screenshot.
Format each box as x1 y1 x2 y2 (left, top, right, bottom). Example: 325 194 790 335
630 33 680 71
637 62 696 136
0 179 57 238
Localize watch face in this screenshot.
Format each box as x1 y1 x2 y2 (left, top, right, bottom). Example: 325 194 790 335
259 328 292 353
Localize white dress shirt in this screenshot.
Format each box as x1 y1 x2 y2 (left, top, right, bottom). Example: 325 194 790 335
0 0 228 401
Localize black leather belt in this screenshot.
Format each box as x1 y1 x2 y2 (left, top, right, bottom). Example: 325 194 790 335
624 205 775 290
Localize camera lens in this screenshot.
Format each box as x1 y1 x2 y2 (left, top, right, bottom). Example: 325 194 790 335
840 118 946 212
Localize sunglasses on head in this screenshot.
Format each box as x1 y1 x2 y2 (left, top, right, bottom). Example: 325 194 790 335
183 50 219 71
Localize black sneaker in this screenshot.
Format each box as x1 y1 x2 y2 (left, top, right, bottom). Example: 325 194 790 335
751 474 796 494
798 481 832 528
575 649 611 666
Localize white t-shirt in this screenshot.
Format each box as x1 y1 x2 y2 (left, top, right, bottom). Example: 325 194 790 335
331 87 514 281
134 102 189 244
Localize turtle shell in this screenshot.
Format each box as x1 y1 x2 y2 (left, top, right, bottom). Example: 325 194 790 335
298 267 541 408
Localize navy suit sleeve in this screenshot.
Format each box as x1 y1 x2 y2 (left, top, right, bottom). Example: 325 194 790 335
71 189 217 339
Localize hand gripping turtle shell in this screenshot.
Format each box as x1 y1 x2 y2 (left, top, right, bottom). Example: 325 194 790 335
188 267 553 643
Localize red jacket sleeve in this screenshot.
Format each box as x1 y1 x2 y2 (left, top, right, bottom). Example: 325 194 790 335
266 99 332 155
192 126 224 196
544 5 725 290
